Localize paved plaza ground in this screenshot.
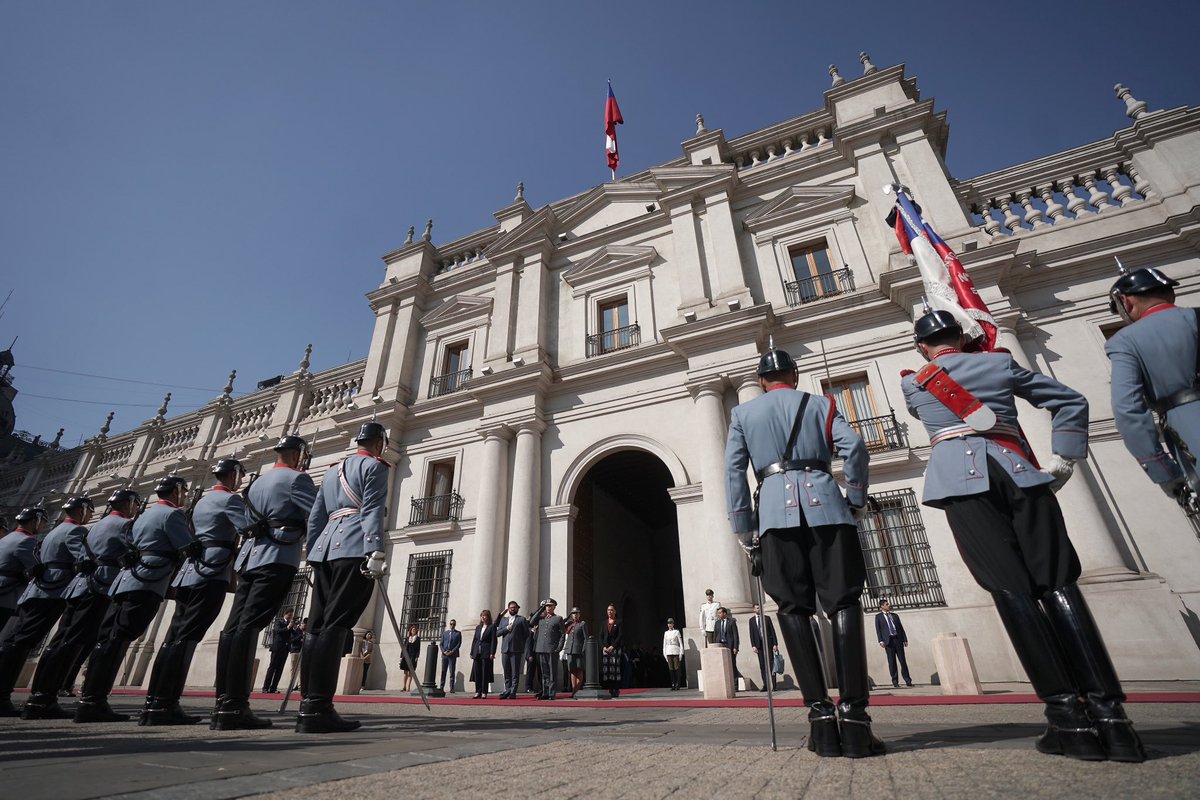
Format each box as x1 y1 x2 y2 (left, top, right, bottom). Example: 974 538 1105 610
2 683 1198 799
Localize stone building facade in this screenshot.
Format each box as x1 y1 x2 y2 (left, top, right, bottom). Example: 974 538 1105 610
4 61 1200 692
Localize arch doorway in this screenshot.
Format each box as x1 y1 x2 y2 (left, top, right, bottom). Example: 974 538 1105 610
571 449 683 687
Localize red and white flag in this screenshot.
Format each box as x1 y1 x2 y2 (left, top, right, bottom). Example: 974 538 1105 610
605 81 623 176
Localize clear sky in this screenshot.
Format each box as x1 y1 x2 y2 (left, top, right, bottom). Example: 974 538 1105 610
2 1 1198 442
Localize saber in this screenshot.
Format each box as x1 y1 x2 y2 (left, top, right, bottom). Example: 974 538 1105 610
375 574 431 710
278 648 303 713
747 540 778 751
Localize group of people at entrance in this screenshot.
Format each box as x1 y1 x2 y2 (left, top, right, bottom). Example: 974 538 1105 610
720 265 1197 762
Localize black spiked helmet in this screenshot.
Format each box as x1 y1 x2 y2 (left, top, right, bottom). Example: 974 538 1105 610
274 434 307 452
757 336 798 377
14 506 49 523
211 458 245 476
107 488 142 507
355 421 387 443
913 309 963 343
1108 266 1179 314
62 495 95 513
154 475 188 496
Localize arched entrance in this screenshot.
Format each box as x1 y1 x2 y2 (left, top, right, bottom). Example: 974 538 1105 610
571 449 683 687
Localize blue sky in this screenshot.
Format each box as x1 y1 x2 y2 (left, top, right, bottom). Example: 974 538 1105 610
2 1 1198 442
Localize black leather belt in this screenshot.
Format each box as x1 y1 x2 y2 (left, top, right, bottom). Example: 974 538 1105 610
756 459 831 482
1154 386 1200 416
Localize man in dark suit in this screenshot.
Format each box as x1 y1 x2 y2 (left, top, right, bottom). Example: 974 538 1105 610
496 600 529 699
874 600 913 688
748 603 779 692
713 607 740 681
262 610 294 693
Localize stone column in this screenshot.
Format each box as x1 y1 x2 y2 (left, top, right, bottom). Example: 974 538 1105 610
504 421 545 611
467 427 512 616
996 321 1135 580
692 381 752 610
736 374 763 404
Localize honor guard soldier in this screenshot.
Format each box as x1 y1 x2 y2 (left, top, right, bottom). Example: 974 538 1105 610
903 308 1145 762
724 341 884 758
139 460 251 726
211 434 317 731
75 475 193 723
23 489 139 719
1105 266 1199 510
0 503 59 715
297 421 389 733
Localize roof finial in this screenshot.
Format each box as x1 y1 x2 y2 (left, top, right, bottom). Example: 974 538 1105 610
1114 83 1148 120
222 369 236 399
98 411 114 438
299 344 312 376
155 393 171 422
404 225 414 245
829 64 845 87
859 51 877 75
422 219 433 242
52 428 64 447
515 181 525 202
695 113 706 135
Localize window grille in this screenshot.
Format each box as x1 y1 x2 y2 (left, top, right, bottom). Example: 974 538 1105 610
261 564 313 647
856 488 945 610
399 550 453 642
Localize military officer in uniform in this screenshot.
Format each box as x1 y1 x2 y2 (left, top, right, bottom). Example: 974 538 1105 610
75 475 193 723
23 489 139 719
903 308 1144 762
725 342 883 758
0 506 48 635
212 434 317 730
139 460 250 726
1104 266 1198 506
296 422 389 733
0 503 65 715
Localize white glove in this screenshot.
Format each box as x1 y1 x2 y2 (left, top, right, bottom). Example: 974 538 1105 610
365 551 387 579
1042 454 1076 492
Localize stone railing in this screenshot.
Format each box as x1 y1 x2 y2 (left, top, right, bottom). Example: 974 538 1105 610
435 245 489 275
302 368 364 421
94 438 136 475
32 450 83 495
0 464 26 494
224 398 277 441
152 420 201 461
725 113 835 172
959 143 1152 237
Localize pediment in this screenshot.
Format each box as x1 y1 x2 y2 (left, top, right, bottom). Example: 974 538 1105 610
743 184 857 233
561 245 657 290
484 205 557 260
555 181 660 238
420 294 493 330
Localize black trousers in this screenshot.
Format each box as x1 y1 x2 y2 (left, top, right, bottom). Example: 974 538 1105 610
162 582 228 645
760 522 866 616
0 598 67 695
941 465 1081 596
35 592 111 694
97 591 164 643
501 651 522 694
883 637 912 685
536 653 557 697
262 649 289 692
223 565 295 636
307 558 375 634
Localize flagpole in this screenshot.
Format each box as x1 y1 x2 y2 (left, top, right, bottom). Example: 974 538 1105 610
611 168 615 181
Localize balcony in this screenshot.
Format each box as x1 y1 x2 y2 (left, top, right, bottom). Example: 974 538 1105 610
586 323 641 358
848 411 907 453
784 266 855 307
429 368 471 399
409 492 464 526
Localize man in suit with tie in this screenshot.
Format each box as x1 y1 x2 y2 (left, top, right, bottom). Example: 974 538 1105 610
439 620 462 693
713 607 740 682
496 600 529 699
874 600 912 688
748 603 779 692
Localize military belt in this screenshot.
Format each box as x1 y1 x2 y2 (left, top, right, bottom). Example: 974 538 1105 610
1153 385 1200 416
756 459 831 482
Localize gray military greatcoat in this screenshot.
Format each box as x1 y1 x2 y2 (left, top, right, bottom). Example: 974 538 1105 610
107 501 193 598
307 450 389 563
236 465 318 571
174 486 253 588
19 518 87 604
64 511 132 600
0 531 36 613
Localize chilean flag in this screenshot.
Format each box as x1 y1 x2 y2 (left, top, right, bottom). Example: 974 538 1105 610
886 189 998 351
605 82 623 174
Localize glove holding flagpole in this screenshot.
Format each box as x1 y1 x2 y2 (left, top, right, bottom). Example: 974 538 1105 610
605 80 623 181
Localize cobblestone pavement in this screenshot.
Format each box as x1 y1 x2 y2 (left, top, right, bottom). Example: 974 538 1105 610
2 695 1197 800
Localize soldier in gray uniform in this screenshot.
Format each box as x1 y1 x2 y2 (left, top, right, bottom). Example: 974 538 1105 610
75 475 193 723
0 504 57 715
297 422 390 733
725 342 882 758
139 459 250 726
23 489 139 719
212 434 317 731
0 506 48 634
903 309 1144 762
1105 266 1199 506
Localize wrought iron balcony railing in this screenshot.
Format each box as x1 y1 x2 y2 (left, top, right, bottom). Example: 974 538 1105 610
429 368 471 399
847 411 907 453
784 266 855 307
586 323 641 358
409 492 464 525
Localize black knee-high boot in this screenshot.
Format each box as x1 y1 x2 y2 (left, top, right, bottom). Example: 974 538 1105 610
992 590 1105 761
210 630 233 724
1042 585 1145 762
0 643 32 716
296 626 360 734
298 632 317 700
212 630 273 730
776 612 841 756
830 606 885 758
140 641 200 726
74 640 132 723
23 643 75 719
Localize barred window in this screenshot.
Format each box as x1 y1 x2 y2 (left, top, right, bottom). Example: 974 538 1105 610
261 564 313 647
399 550 453 641
856 488 946 610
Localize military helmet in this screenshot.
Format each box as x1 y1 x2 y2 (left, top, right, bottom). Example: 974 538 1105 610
756 337 798 377
913 309 963 343
211 458 245 477
62 495 95 513
355 421 387 444
1108 267 1179 314
274 434 308 453
154 475 189 496
107 487 142 507
14 506 49 523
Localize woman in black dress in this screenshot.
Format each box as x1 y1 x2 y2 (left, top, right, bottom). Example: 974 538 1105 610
469 609 496 699
600 604 623 697
400 624 420 691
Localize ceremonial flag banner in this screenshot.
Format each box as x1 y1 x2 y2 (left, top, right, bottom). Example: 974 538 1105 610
605 82 623 175
887 189 998 351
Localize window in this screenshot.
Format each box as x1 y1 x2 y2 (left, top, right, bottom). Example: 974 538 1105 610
822 375 906 453
786 243 854 305
856 489 945 610
399 550 453 641
261 565 313 646
430 340 471 398
410 459 462 524
587 295 640 356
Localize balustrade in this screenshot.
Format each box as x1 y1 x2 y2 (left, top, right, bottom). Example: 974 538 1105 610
847 411 907 454
224 401 276 441
429 368 472 399
153 423 199 460
409 492 465 525
95 441 135 474
784 267 856 307
728 125 832 172
303 375 362 419
585 323 641 357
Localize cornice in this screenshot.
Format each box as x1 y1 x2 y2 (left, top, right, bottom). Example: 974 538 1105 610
743 184 857 235
660 303 776 359
561 244 658 291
